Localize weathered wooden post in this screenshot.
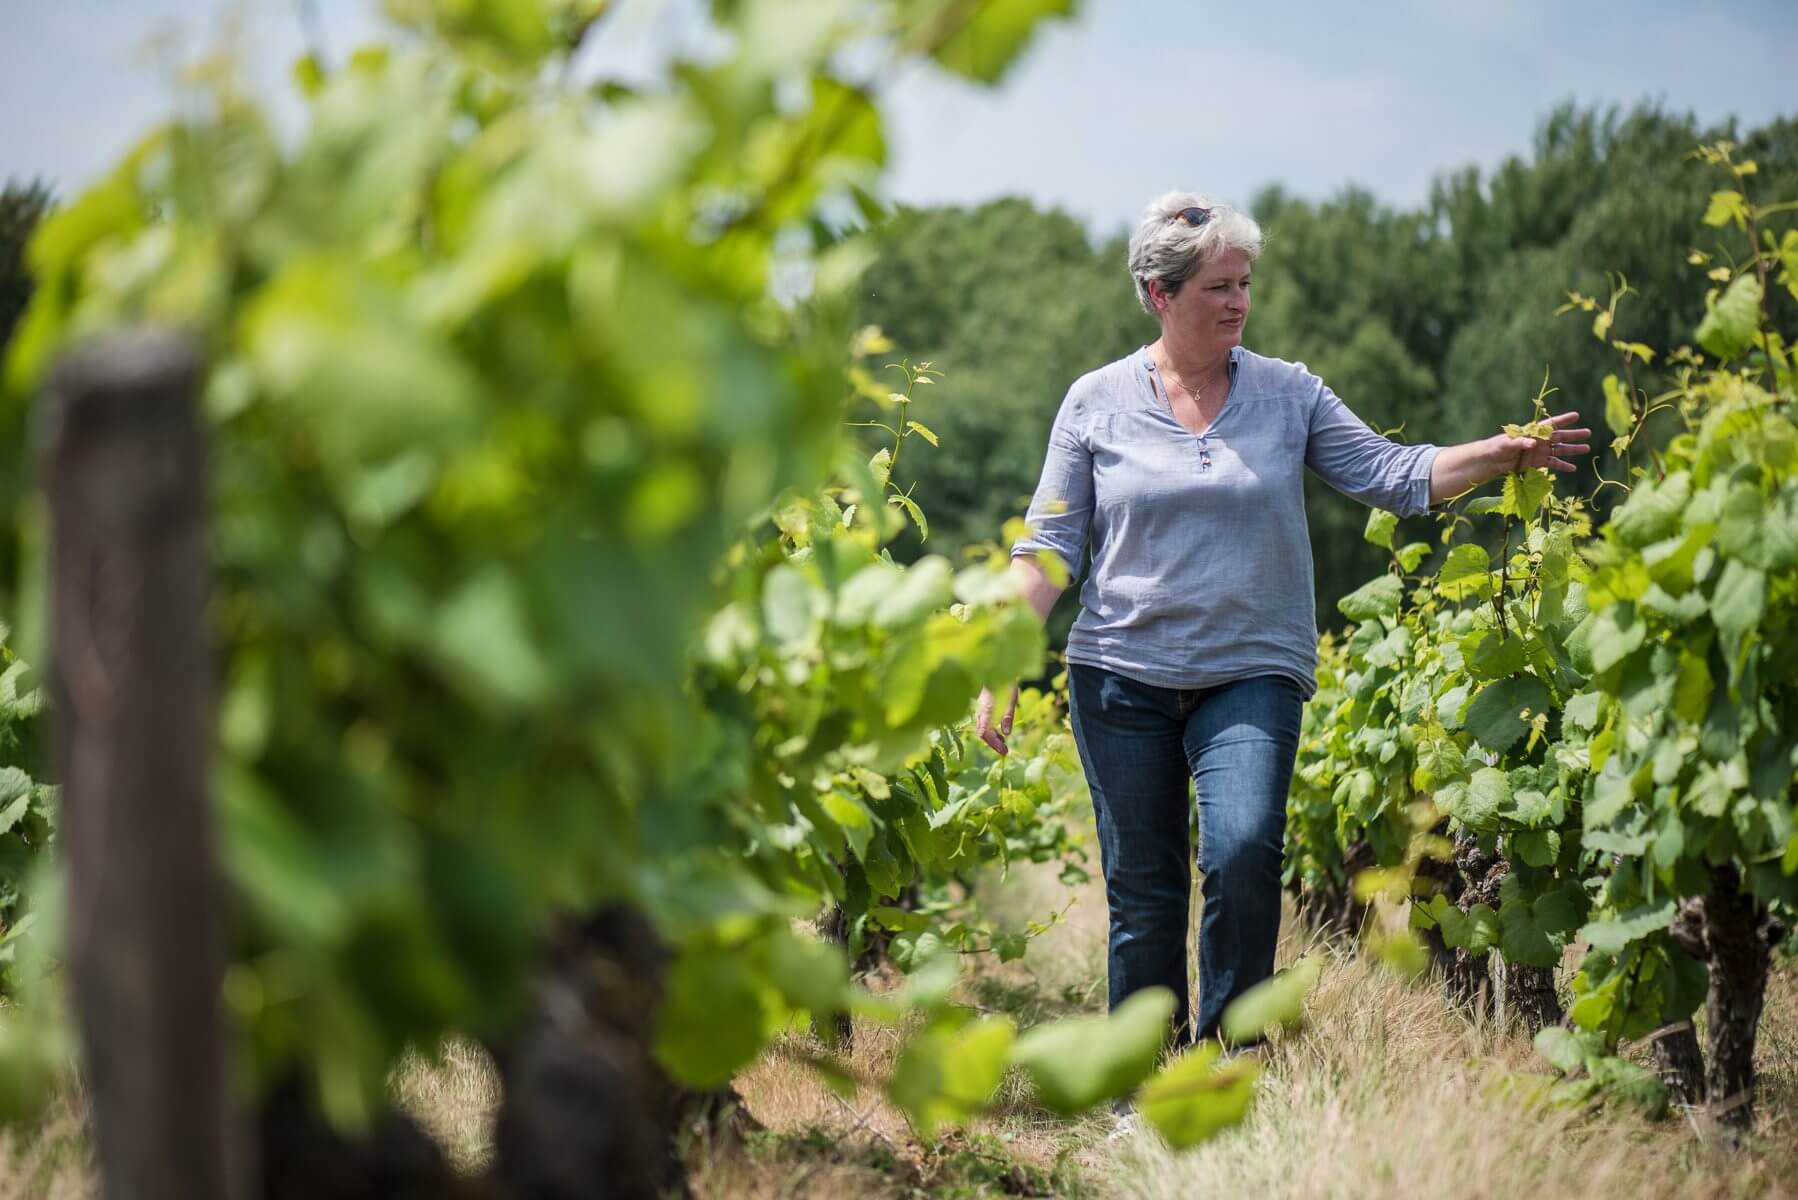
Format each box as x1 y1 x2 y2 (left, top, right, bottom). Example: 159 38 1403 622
43 331 243 1200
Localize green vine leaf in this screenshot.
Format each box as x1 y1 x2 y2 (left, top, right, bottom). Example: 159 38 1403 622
1579 902 1676 955
888 1015 1015 1137
1136 1044 1260 1149
905 419 940 447
1611 471 1690 548
1695 274 1763 359
1464 678 1552 754
1436 544 1493 602
1502 470 1554 519
917 0 1078 84
1445 766 1510 831
1701 189 1747 229
1709 559 1766 651
1364 508 1398 549
1011 986 1174 1114
1338 574 1404 622
1221 955 1324 1043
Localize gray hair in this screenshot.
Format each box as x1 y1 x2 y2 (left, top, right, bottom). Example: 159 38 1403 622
1127 191 1263 315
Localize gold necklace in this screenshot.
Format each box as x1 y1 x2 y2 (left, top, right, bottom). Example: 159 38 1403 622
1154 350 1218 404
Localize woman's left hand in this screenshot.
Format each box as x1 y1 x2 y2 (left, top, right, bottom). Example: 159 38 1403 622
1495 410 1593 474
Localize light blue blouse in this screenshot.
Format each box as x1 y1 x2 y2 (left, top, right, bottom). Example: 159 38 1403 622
1011 345 1440 698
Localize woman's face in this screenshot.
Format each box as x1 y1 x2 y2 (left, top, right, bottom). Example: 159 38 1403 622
1156 247 1252 352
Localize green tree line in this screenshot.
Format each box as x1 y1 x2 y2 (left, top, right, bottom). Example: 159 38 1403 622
849 104 1798 645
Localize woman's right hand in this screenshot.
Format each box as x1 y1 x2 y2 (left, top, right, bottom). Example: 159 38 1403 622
975 685 1021 756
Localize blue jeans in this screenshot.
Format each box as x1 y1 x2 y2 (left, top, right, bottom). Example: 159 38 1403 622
1067 664 1303 1045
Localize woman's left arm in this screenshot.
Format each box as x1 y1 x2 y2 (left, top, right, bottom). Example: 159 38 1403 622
1428 411 1592 505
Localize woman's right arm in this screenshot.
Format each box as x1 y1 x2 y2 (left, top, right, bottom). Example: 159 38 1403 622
975 552 1069 756
1009 553 1066 624
978 554 1057 752
977 384 1092 755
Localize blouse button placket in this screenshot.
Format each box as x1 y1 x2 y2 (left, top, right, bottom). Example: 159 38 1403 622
1148 358 1215 471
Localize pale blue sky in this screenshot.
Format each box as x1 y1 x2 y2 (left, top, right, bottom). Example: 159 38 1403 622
3 1 1795 235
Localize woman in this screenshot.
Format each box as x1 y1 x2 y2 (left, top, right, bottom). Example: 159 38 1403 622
974 192 1590 1052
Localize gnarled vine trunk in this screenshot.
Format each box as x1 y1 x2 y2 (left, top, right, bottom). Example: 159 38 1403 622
487 904 759 1200
814 902 857 1044
1417 829 1562 1034
1667 867 1781 1130
1508 954 1564 1036
1417 830 1493 1016
816 879 920 1046
1648 1020 1707 1111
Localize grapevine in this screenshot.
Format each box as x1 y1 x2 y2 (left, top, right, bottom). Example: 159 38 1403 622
1286 141 1798 1127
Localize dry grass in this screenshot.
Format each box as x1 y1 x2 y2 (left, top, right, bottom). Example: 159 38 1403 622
1098 935 1798 1200
0 1091 90 1199
692 854 1798 1200
8 852 1798 1199
391 1036 504 1174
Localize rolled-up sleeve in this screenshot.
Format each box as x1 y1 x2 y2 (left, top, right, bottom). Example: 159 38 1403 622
1010 391 1094 578
1303 377 1440 518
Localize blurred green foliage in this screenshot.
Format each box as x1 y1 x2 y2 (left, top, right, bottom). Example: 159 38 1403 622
0 0 1098 1127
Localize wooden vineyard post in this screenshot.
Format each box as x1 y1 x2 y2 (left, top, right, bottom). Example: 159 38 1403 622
43 332 244 1200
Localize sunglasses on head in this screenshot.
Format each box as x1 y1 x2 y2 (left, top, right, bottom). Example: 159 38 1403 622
1172 206 1213 228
